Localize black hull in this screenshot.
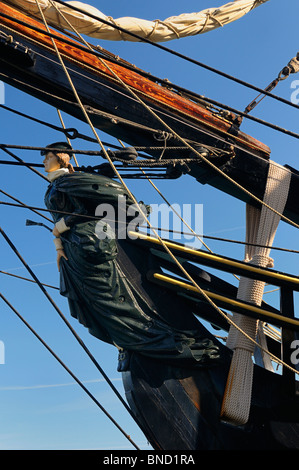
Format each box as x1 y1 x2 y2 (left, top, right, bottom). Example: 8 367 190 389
122 352 299 450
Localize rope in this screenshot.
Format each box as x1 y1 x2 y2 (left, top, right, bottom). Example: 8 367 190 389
0 225 142 432
0 145 48 181
43 1 299 232
136 167 210 253
2 3 296 418
221 162 292 425
0 292 139 450
1 4 298 445
1 199 298 376
56 109 79 167
0 270 58 289
2 12 299 142
136 164 240 282
121 139 243 296
13 1 298 377
0 188 52 223
1 198 298 256
50 0 299 114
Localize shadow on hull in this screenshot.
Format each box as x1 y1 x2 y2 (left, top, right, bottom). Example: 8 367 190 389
122 352 299 450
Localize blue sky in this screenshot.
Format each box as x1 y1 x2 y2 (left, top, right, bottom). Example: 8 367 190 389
0 0 298 450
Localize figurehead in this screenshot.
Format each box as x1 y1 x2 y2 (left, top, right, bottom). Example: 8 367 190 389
41 141 75 174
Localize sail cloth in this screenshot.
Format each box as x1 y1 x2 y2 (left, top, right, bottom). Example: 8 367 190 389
7 0 269 42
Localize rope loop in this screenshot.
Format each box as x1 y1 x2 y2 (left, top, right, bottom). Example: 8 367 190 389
63 127 79 140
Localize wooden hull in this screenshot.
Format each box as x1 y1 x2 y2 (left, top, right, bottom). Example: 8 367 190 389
122 352 299 450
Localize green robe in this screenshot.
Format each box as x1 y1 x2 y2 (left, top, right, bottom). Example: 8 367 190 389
45 172 219 366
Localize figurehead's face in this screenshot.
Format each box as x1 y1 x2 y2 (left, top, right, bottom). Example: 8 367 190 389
43 151 60 173
43 151 70 172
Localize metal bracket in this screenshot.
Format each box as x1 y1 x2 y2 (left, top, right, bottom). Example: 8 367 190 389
0 30 35 68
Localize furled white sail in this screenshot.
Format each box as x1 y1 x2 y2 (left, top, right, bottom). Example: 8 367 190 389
7 0 269 42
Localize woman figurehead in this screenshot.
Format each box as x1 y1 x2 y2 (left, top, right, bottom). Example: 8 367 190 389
41 141 75 175
42 141 75 270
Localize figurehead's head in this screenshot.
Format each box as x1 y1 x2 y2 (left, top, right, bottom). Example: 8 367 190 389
41 142 75 173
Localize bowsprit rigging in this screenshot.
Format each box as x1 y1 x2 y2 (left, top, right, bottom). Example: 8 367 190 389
0 0 299 451
0 290 141 450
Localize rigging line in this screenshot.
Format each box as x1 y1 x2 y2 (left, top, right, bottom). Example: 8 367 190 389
1 198 298 257
2 13 299 143
0 200 105 220
0 160 44 167
0 104 120 148
0 145 125 156
45 1 299 232
117 138 212 252
119 138 226 273
0 100 200 153
137 164 240 283
0 269 58 289
56 109 79 167
51 0 299 114
0 145 48 181
0 104 84 142
0 225 142 427
138 228 299 255
0 143 225 162
0 160 175 176
1 31 298 151
264 288 279 295
140 167 209 254
0 158 200 168
45 15 299 144
36 2 299 372
0 188 53 223
0 144 215 163
0 292 140 450
192 94 299 142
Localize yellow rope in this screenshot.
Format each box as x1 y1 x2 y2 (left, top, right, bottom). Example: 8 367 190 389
56 109 79 167
47 0 299 230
